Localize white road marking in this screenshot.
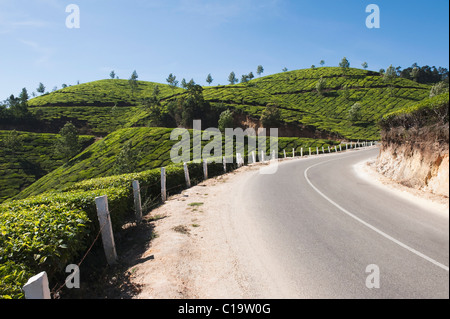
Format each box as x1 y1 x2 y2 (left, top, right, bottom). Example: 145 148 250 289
304 156 450 272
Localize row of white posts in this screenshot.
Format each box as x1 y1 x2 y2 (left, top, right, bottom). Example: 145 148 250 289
22 141 377 298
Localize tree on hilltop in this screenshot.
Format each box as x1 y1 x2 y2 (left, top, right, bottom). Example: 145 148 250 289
129 70 139 95
228 72 238 85
167 73 179 90
37 82 46 95
257 65 264 77
339 57 350 76
206 74 213 86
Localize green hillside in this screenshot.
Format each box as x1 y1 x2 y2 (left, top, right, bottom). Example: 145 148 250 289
26 68 430 140
202 67 430 140
0 131 94 203
0 67 432 203
28 79 184 107
26 80 183 136
16 127 339 199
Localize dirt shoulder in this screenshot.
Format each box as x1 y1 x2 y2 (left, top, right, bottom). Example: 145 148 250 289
123 164 279 299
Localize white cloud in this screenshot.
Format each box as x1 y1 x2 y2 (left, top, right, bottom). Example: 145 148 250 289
18 39 54 67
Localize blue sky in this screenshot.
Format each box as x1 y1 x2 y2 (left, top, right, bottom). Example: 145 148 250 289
0 0 448 99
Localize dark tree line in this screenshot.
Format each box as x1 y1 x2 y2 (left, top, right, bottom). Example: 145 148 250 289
0 88 32 120
398 64 449 84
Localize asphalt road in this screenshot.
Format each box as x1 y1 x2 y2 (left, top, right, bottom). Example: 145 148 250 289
229 147 449 299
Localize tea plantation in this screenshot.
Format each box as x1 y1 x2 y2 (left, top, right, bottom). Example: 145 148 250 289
0 131 94 204
0 67 433 298
15 127 340 200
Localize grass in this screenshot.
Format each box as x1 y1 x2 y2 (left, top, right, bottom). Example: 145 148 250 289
188 202 204 207
172 225 190 235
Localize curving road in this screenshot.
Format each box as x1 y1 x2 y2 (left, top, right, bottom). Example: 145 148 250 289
226 147 449 299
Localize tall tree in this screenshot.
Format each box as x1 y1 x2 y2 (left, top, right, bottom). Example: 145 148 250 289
113 141 139 175
320 60 325 67
166 73 179 89
261 103 281 127
339 57 350 76
188 79 196 87
384 65 397 96
316 77 327 96
218 110 234 132
19 88 29 105
362 62 368 70
257 65 264 77
411 67 420 82
2 130 23 158
228 72 238 85
348 103 363 122
37 82 45 95
129 70 139 94
153 85 160 98
341 84 350 100
110 70 116 79
54 122 81 161
206 74 213 86
181 78 188 89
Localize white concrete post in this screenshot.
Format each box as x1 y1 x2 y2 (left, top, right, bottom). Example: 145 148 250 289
261 151 265 163
23 272 51 299
252 151 256 164
272 150 276 161
284 149 286 159
335 146 338 152
203 159 208 179
316 147 319 155
328 146 331 153
309 148 311 156
292 148 295 158
339 145 342 152
95 195 117 265
223 157 227 173
322 147 324 154
161 167 167 203
184 163 191 188
132 180 142 223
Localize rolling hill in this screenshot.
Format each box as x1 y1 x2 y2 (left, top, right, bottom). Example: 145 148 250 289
1 67 432 203
25 68 431 140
